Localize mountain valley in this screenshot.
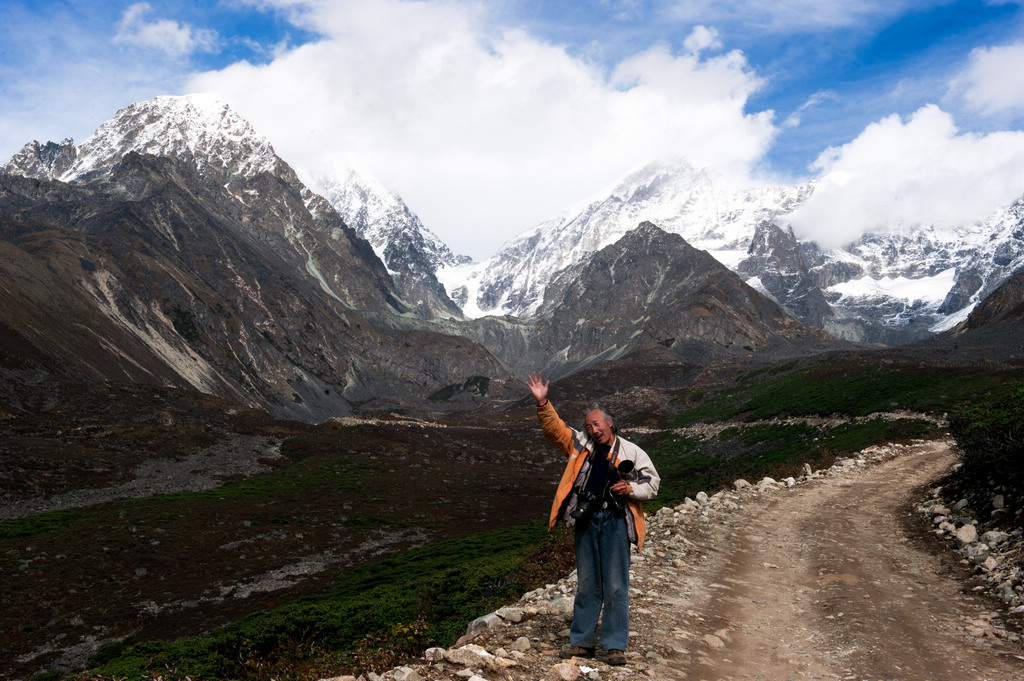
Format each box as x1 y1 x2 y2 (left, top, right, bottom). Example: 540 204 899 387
3 94 1024 680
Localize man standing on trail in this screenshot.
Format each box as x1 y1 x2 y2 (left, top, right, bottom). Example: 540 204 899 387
527 371 660 666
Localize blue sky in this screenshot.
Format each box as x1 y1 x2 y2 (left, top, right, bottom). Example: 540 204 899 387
2 1 1024 257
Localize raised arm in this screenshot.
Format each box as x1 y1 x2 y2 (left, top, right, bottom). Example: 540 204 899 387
527 371 549 406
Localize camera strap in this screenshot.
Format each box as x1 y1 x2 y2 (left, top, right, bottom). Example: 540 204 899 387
596 438 621 501
604 438 621 475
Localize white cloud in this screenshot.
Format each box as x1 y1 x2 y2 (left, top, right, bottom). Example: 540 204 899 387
0 4 194 161
787 104 1024 249
682 25 722 53
949 41 1024 116
114 3 219 58
186 0 774 258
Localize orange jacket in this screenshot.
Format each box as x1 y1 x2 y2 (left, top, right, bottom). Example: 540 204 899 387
538 401 660 550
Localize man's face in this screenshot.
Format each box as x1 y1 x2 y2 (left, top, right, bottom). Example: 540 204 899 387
585 409 615 446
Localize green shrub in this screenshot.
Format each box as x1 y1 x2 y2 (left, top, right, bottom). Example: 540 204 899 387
949 384 1024 481
675 361 1021 426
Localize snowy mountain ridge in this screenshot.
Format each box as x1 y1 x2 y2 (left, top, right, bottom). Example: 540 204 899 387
6 94 1023 346
309 163 468 273
2 94 283 185
308 164 471 319
439 158 814 318
798 197 1024 341
432 156 1024 344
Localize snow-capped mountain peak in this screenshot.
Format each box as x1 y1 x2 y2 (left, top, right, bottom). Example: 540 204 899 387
308 162 463 268
63 94 283 183
307 160 473 319
443 156 812 319
437 152 1024 346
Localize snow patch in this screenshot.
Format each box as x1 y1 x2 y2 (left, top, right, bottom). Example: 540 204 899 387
825 268 956 307
930 304 974 333
437 260 491 319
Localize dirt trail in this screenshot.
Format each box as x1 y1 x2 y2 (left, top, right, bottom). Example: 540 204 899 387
629 442 1024 681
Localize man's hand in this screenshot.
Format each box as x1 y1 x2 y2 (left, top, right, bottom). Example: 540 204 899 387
527 371 549 405
610 481 631 497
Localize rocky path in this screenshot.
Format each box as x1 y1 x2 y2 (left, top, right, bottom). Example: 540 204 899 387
638 440 1023 681
357 441 1024 681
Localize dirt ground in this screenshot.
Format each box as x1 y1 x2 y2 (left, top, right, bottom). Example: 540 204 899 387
462 441 1024 681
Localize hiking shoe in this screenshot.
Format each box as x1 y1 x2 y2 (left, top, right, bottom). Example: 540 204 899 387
558 645 595 659
606 649 627 666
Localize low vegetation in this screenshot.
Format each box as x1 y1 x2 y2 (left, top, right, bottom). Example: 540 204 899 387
944 383 1024 521
651 417 938 503
86 522 573 680
674 359 1017 425
647 356 1023 507
9 356 1022 681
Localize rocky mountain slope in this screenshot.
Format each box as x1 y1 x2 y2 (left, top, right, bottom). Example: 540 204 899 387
0 96 518 421
430 221 845 382
311 165 471 320
3 95 859 422
528 222 838 374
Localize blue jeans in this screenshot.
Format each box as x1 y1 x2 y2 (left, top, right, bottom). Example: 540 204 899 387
571 508 631 651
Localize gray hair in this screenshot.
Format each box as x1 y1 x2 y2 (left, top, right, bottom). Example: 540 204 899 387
582 403 618 433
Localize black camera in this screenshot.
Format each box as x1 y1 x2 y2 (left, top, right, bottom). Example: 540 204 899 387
570 489 602 520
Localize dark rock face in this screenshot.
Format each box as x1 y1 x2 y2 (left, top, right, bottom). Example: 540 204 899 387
959 272 1024 331
736 220 835 327
382 232 467 319
939 266 986 314
4 139 79 180
399 221 848 384
0 153 516 421
537 223 837 374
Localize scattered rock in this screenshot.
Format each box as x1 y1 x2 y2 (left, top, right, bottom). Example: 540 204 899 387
393 667 423 681
443 644 494 668
982 530 1011 546
955 524 978 544
497 606 524 623
702 633 725 649
465 612 502 637
546 662 581 681
547 596 574 614
510 636 531 652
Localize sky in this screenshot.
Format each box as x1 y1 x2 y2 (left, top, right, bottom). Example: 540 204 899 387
2 1 1024 258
